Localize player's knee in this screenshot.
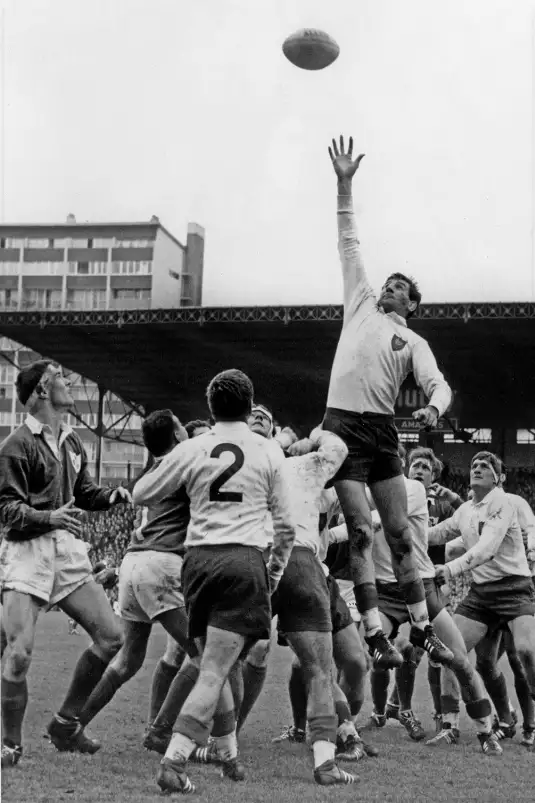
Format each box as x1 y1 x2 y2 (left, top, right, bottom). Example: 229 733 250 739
7 642 33 679
345 516 373 551
475 655 498 679
95 627 123 659
246 638 271 669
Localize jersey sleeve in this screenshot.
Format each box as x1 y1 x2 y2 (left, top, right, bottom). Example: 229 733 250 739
266 458 297 583
132 443 188 506
446 496 515 579
337 194 375 324
411 339 452 417
428 507 462 545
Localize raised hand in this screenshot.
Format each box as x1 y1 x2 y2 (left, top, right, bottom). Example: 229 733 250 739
328 136 365 181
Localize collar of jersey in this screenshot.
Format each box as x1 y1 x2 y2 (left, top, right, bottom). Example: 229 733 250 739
213 421 250 432
378 306 407 327
471 486 502 508
25 414 73 438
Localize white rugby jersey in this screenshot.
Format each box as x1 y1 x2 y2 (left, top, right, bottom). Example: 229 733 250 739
326 195 451 417
287 432 347 557
329 478 435 582
132 422 296 576
429 487 530 584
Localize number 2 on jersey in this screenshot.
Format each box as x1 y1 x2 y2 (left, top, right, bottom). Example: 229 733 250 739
209 443 245 502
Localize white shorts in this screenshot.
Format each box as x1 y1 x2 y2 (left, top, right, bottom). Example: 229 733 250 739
118 550 185 623
336 578 361 623
0 530 92 607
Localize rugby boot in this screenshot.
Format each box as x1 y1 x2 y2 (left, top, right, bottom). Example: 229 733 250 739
478 731 503 755
365 631 403 669
157 758 196 795
1 743 22 768
143 722 172 755
314 759 358 786
399 710 426 741
426 722 460 747
432 712 443 734
521 727 535 749
272 725 306 743
191 738 220 764
47 715 100 754
365 710 386 729
385 702 400 721
220 755 246 781
336 733 366 762
492 715 516 741
409 624 454 665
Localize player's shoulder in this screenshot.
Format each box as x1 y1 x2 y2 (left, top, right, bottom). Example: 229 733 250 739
506 492 532 513
0 423 35 458
487 487 515 515
404 476 426 501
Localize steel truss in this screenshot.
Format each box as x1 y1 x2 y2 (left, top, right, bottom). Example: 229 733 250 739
0 301 534 329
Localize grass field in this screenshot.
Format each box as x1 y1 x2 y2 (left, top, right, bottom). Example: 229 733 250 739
2 612 533 803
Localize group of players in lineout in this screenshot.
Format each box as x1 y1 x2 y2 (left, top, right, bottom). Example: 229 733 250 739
1 137 535 792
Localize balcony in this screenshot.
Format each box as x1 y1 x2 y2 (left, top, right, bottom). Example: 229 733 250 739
20 299 62 311
108 297 151 310
0 300 19 311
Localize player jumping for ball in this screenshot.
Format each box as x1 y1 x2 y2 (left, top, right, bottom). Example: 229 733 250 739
322 135 454 669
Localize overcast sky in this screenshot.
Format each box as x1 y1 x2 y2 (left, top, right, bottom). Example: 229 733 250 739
2 0 535 305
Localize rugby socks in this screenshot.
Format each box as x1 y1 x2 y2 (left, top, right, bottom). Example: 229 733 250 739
228 661 244 719
312 740 336 768
237 662 267 732
148 659 180 726
1 678 28 747
395 644 419 711
165 732 196 763
370 668 390 715
288 663 308 732
335 699 352 726
153 662 199 731
58 648 108 720
440 694 460 730
427 664 442 716
479 670 512 725
78 667 123 726
353 582 381 636
466 699 492 735
213 729 238 761
406 600 429 630
361 606 383 638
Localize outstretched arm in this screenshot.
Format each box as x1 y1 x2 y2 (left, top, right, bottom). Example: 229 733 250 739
328 136 371 319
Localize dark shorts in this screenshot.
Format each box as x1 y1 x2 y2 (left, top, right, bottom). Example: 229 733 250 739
323 407 402 485
455 575 535 631
182 545 271 643
377 578 445 639
326 574 355 634
272 547 332 633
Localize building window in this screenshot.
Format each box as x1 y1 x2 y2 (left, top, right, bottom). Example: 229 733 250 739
67 289 106 310
70 238 88 248
0 412 13 426
88 238 93 249
0 262 19 274
22 261 63 275
115 238 152 248
0 364 15 383
443 428 492 444
48 238 54 248
111 261 152 274
0 290 19 309
21 289 62 310
26 238 49 249
4 238 23 248
517 430 535 445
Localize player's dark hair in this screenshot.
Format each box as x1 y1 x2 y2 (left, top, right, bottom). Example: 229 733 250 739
385 272 422 318
16 359 55 405
471 451 503 477
185 419 211 438
206 369 254 421
408 446 443 479
142 409 177 457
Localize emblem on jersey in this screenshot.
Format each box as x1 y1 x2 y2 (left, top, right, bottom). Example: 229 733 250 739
391 334 408 351
69 450 82 474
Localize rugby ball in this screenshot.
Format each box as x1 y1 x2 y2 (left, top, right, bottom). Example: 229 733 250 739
282 29 340 71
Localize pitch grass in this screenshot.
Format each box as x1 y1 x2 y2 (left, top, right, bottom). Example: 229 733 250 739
2 612 533 803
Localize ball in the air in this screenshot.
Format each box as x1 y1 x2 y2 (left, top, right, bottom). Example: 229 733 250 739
282 29 340 71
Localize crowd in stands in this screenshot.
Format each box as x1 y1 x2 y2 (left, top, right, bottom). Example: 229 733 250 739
81 466 535 607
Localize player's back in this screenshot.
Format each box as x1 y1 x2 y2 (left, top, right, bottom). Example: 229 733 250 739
182 421 285 550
